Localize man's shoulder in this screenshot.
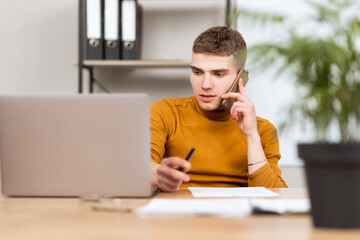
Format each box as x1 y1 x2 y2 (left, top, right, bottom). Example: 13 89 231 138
151 97 194 111
256 116 279 141
256 116 276 131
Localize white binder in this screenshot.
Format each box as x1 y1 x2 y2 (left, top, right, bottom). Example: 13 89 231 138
121 0 142 59
86 0 104 59
104 0 121 59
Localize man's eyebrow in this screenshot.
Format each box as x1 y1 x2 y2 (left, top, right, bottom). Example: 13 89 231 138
191 66 230 73
190 66 203 72
212 69 230 73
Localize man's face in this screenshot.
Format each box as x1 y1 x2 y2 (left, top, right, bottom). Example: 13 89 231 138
190 53 238 111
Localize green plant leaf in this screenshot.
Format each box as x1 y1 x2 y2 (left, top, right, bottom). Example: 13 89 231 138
234 0 360 142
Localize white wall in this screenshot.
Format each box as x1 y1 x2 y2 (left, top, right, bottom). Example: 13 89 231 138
0 0 78 94
0 0 305 187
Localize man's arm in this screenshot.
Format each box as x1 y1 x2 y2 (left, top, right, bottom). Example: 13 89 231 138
150 101 192 192
245 134 267 175
222 78 287 187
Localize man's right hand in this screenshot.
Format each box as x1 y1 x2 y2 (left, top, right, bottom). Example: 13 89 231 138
153 157 191 192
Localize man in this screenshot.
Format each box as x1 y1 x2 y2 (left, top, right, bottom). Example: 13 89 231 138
150 26 287 192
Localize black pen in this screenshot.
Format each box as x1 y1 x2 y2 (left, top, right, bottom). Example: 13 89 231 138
178 147 195 172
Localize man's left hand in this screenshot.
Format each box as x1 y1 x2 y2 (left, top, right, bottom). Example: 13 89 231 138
222 78 258 137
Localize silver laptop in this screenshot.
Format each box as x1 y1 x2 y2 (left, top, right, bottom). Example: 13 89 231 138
0 94 154 197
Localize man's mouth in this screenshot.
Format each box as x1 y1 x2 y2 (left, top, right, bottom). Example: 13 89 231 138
199 94 216 102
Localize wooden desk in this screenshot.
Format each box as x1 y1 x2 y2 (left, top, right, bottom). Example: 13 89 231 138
0 188 359 240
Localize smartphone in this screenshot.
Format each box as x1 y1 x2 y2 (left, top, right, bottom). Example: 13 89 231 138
221 69 249 112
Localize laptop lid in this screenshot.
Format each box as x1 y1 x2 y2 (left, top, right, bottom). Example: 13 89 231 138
0 94 152 197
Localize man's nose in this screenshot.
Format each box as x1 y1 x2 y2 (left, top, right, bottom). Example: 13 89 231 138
201 73 213 89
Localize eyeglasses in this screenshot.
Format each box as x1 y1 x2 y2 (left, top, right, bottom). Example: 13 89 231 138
80 194 132 213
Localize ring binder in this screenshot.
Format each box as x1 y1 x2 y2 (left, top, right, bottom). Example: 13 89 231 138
121 0 142 59
86 0 104 59
104 0 121 59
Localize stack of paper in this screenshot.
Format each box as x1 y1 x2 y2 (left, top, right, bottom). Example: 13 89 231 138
137 198 252 218
137 187 310 217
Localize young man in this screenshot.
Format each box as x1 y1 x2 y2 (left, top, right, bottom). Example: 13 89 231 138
150 26 287 192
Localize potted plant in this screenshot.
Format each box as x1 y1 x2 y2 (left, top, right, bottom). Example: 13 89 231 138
230 0 360 228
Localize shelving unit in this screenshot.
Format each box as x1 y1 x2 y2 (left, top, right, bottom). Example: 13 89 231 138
83 60 191 68
78 0 232 93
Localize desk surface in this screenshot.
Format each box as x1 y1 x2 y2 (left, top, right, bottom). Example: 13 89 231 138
0 188 359 240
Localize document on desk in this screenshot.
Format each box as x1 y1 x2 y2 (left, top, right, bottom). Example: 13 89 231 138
137 198 252 218
136 198 309 217
188 187 279 198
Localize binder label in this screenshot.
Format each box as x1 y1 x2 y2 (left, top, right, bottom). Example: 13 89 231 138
105 0 119 41
86 0 102 39
122 0 136 42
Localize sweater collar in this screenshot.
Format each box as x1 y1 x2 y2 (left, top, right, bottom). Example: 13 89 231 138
192 96 231 121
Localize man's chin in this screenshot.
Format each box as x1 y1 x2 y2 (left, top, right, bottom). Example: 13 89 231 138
198 101 223 112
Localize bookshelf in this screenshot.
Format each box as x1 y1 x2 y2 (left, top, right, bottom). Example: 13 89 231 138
83 60 191 68
78 0 232 93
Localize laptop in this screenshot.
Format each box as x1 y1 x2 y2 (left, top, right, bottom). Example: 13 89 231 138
0 94 155 197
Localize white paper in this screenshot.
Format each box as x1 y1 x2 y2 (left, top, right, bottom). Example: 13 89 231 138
188 187 279 198
137 198 251 218
250 198 311 214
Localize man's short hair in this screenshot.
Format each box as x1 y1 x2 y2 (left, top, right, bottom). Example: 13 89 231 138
192 26 247 69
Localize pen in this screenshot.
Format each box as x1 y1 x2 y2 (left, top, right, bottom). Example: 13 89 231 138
178 147 195 172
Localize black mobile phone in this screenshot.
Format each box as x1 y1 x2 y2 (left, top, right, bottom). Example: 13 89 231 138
221 69 249 112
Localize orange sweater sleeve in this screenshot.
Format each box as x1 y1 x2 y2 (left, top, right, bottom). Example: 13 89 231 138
248 120 288 188
150 100 173 164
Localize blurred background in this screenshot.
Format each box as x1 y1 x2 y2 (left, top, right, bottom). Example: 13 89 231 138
1 0 335 187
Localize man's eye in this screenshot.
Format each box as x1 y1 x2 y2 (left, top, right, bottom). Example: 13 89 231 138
215 73 224 77
193 71 202 75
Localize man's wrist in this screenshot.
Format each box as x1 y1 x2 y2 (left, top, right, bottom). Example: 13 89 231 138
150 162 160 187
244 132 260 143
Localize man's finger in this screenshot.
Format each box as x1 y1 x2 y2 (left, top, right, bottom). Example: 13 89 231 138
222 92 247 102
162 157 191 170
231 105 246 119
158 165 190 182
238 78 249 98
158 181 179 192
231 106 246 120
158 174 182 189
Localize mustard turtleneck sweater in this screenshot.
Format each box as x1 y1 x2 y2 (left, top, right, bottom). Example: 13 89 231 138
150 96 287 188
